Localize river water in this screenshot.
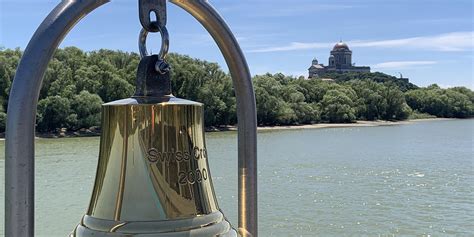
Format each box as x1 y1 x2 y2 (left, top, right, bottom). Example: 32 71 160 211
0 119 473 236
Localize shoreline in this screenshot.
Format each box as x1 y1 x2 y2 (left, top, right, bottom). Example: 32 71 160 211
0 118 462 140
212 118 457 132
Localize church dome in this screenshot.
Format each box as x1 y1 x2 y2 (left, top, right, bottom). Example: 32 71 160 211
333 41 349 50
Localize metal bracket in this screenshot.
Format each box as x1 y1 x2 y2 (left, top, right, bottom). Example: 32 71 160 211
133 55 171 98
139 0 167 32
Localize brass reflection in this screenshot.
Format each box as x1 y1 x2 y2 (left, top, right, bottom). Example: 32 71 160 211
72 97 235 236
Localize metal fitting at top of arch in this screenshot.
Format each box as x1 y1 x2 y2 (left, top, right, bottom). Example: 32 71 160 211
4 0 257 236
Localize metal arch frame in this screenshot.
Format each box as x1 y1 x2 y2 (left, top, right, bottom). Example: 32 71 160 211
4 0 258 236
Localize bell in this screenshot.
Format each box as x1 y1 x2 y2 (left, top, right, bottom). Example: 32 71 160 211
71 55 237 236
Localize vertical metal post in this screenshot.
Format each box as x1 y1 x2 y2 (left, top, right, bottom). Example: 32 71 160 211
5 1 109 236
169 1 258 236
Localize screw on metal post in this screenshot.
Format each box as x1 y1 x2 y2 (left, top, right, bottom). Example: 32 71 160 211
155 59 170 74
138 0 166 32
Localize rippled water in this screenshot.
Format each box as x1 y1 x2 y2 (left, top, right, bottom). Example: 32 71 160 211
0 119 473 236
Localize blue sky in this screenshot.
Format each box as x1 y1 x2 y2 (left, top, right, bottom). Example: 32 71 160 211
1 0 473 88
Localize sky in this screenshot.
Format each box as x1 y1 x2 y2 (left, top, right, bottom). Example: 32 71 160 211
0 0 473 88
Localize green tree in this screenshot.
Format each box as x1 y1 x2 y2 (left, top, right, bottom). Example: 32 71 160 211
293 78 331 103
347 80 387 120
291 102 321 124
253 74 289 125
0 112 6 133
381 84 411 120
101 75 134 102
0 48 22 109
71 91 103 129
320 89 356 123
0 104 6 133
405 85 474 118
37 96 73 132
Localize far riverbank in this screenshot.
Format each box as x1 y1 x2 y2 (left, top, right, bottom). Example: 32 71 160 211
0 118 459 140
208 118 458 132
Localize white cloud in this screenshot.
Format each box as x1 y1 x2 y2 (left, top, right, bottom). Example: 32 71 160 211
351 32 473 51
250 31 474 53
372 61 437 70
249 42 332 53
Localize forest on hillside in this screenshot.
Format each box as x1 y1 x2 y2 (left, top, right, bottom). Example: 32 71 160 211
0 47 473 134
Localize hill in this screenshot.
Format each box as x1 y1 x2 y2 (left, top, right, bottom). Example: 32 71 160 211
0 47 472 134
321 72 418 92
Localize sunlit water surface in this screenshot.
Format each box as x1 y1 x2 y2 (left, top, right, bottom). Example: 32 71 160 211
0 119 473 236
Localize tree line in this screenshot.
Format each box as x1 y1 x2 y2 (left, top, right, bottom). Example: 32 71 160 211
0 47 472 133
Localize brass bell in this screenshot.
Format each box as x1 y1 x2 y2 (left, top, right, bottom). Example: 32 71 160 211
71 53 237 236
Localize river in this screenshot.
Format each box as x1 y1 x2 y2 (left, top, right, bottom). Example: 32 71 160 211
0 119 473 236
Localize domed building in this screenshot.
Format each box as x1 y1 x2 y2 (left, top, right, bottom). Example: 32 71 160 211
308 41 370 78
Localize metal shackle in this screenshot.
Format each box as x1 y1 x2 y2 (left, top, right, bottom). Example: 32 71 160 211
138 24 169 60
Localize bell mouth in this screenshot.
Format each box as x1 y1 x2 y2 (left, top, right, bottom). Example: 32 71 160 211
103 96 203 106
71 211 237 236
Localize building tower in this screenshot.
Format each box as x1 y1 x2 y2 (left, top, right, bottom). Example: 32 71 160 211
308 41 370 78
328 41 352 68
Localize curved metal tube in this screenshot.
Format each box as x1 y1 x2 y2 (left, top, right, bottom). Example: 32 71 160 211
6 0 257 236
169 1 258 236
5 0 109 236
